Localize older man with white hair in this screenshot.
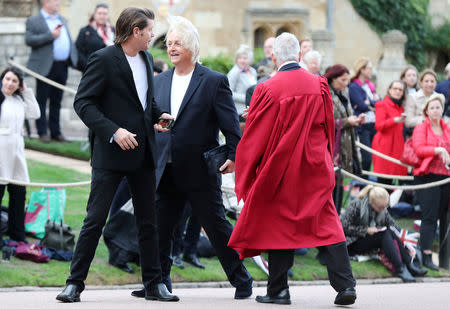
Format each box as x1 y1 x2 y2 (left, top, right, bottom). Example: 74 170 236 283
131 15 253 300
229 33 357 306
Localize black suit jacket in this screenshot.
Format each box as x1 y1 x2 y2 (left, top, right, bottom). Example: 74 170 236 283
74 44 163 171
154 63 241 190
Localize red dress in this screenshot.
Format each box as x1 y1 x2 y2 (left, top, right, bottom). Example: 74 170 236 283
372 97 407 175
228 69 346 259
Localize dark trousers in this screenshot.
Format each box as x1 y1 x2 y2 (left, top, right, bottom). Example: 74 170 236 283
0 184 26 241
35 61 68 137
172 203 201 257
415 174 450 251
357 123 376 174
67 167 162 292
348 229 411 273
157 164 251 291
268 242 355 296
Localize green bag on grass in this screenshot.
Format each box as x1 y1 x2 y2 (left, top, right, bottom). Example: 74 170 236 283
24 188 66 239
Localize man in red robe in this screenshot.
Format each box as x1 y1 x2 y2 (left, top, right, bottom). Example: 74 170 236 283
228 33 356 306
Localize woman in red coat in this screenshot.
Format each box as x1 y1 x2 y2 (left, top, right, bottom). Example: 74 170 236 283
372 80 408 184
412 93 450 270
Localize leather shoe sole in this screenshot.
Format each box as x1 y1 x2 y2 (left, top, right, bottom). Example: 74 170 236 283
131 288 145 298
255 295 291 305
145 295 180 302
56 294 80 303
334 289 356 306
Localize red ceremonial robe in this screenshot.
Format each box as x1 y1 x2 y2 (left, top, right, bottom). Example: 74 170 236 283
228 68 346 259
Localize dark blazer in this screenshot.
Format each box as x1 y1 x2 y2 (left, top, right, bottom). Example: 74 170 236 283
154 63 241 190
25 11 78 76
74 44 163 171
75 25 113 72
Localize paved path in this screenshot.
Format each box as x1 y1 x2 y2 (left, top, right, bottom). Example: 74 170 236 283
0 282 449 309
25 149 91 175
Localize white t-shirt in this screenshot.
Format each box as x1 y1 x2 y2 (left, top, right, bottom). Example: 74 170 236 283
125 53 148 110
170 70 193 118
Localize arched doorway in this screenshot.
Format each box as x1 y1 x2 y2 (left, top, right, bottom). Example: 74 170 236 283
254 27 267 49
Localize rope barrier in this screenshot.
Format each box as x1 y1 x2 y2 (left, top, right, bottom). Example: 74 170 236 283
355 141 412 168
8 59 77 95
338 168 450 190
0 177 90 188
361 170 414 181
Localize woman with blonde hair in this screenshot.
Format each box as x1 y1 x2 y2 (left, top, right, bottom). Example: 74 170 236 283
340 185 427 282
412 93 450 270
400 65 419 94
348 57 380 174
404 69 440 130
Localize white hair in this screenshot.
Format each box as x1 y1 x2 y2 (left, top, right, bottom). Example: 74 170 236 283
166 16 200 63
235 44 254 65
303 50 322 66
445 62 450 79
273 32 300 64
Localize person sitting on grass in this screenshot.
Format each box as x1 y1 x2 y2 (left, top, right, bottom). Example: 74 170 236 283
340 185 428 282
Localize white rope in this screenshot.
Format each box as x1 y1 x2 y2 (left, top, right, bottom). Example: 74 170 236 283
338 168 450 190
361 170 414 181
0 177 90 188
8 59 77 95
356 141 413 168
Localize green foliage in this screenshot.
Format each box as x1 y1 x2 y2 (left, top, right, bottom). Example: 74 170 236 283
350 0 434 70
148 47 173 68
253 48 265 66
200 53 234 75
425 22 450 54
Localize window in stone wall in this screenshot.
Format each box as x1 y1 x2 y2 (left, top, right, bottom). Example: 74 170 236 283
254 27 266 49
276 26 291 36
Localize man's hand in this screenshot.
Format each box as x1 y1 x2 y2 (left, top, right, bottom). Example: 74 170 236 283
241 107 250 119
219 159 235 174
51 27 61 39
114 128 138 150
154 113 175 132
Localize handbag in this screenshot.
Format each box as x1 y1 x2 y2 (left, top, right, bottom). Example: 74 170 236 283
41 220 75 252
401 138 420 167
203 145 229 175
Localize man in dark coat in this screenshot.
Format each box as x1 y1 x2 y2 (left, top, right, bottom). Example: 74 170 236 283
56 7 178 303
130 16 253 300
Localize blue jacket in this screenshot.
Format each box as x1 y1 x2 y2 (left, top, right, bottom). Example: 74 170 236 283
348 82 376 116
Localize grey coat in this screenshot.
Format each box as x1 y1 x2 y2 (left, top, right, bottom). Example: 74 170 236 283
25 12 77 76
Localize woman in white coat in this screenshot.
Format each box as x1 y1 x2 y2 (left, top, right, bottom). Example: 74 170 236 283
0 67 40 242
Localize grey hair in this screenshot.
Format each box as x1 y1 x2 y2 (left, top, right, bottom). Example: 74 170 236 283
166 16 200 63
303 50 322 66
235 44 254 65
273 32 300 64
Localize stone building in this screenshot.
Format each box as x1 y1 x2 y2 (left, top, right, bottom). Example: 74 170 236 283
0 0 448 138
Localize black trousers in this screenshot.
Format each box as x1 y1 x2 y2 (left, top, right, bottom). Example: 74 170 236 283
348 229 411 273
35 61 68 137
67 167 162 292
172 202 201 257
267 242 355 296
357 123 376 175
0 184 26 241
415 174 450 251
157 164 251 291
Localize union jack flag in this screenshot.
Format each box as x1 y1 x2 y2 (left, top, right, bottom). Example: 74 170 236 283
390 226 419 248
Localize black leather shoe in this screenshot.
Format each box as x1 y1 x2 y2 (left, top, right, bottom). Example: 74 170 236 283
110 262 134 273
131 288 145 298
52 134 69 142
334 287 356 306
407 262 428 277
396 266 416 283
145 283 179 302
423 253 439 271
183 253 205 269
173 254 185 269
56 284 81 303
256 288 291 305
234 279 253 299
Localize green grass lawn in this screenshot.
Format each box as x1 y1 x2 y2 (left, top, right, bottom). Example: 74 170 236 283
25 138 90 161
0 162 448 287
